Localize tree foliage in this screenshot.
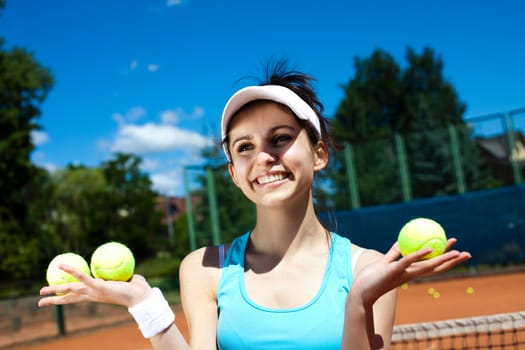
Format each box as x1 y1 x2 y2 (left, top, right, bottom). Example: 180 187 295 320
98 153 164 259
328 47 490 208
0 27 54 280
0 4 168 284
0 40 53 220
47 166 107 257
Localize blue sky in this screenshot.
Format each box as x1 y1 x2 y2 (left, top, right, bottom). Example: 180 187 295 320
2 0 524 195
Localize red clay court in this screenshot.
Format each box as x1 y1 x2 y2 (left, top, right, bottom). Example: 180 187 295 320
6 271 525 350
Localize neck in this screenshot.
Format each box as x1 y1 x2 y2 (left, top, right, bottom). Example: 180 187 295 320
249 193 328 257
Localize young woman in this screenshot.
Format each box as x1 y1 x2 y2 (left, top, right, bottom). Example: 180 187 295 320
39 63 471 349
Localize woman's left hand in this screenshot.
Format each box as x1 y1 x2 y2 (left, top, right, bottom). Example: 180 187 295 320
351 238 471 306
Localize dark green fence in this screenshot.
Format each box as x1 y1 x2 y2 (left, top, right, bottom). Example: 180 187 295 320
321 184 525 267
340 109 524 209
184 109 524 265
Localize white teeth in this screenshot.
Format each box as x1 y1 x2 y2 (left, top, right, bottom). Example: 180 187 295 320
257 173 286 184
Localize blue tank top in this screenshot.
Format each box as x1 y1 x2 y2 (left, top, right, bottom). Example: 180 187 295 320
217 232 353 350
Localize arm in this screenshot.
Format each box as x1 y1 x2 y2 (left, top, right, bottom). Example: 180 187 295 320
38 245 225 350
39 267 190 350
149 246 221 350
178 246 221 349
342 238 471 350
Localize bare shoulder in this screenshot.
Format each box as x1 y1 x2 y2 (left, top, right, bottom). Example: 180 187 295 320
179 245 229 346
180 246 220 283
351 244 385 275
179 243 232 293
181 246 216 270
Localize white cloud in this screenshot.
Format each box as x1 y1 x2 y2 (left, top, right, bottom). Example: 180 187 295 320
96 139 111 151
160 106 205 124
147 64 159 72
112 106 147 125
192 106 205 118
43 162 58 173
127 106 147 121
160 109 180 124
31 131 49 146
111 122 213 155
130 60 138 71
31 150 57 173
151 170 182 195
140 157 160 171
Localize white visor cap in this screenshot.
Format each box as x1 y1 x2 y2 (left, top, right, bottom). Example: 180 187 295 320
221 85 322 160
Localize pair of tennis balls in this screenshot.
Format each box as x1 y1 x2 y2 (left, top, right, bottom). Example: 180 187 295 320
46 242 135 287
397 217 448 259
46 218 444 287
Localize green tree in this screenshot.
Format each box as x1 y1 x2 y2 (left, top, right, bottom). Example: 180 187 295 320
47 166 107 258
401 48 488 197
0 40 53 221
329 50 405 207
40 154 164 264
329 47 489 208
100 153 164 259
0 5 54 279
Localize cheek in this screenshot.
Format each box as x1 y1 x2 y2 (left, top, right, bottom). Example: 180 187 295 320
229 162 249 186
285 141 317 166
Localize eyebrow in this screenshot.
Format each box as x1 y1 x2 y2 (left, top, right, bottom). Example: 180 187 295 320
231 124 297 147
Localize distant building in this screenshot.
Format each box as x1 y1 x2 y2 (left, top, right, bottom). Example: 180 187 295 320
476 131 525 184
155 194 203 224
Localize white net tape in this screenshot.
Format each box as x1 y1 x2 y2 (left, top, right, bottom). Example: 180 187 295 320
392 311 525 342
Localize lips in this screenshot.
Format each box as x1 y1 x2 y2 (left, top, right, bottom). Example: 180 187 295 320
256 172 290 185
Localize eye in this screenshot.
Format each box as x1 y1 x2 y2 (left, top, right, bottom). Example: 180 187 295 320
271 134 292 145
236 142 253 154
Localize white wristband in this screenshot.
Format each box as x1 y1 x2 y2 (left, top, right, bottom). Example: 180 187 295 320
128 287 175 338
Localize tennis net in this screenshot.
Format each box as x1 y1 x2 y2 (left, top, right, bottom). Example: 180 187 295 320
392 311 525 349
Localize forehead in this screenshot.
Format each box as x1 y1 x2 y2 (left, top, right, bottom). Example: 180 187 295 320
228 101 299 132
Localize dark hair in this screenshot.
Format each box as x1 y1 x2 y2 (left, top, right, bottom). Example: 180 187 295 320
222 59 338 160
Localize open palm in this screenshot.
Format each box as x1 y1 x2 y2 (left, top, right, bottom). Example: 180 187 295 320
39 264 152 308
353 238 471 305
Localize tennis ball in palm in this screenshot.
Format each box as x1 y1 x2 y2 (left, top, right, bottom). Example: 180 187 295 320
397 218 447 259
90 242 135 281
46 252 91 286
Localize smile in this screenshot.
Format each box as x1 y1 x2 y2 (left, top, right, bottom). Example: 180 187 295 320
256 172 289 185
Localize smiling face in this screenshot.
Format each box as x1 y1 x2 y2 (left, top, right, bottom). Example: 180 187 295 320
226 101 328 208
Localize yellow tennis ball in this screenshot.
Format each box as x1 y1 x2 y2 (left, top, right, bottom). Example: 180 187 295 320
46 252 91 287
90 242 135 281
397 218 447 259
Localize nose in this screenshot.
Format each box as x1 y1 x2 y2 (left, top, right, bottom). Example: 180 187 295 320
255 148 277 166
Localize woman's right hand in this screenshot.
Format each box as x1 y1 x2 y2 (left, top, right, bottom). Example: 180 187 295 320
38 264 153 308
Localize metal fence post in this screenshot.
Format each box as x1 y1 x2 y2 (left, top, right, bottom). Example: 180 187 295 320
394 133 412 201
183 166 197 251
55 305 66 336
206 167 221 245
448 124 466 193
504 113 523 184
344 143 360 209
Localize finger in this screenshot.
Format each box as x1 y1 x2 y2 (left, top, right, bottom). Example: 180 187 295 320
129 274 147 284
58 264 95 286
431 252 472 274
38 292 91 307
404 250 468 277
38 295 62 307
40 281 85 296
445 237 458 251
397 247 434 268
383 242 402 262
384 242 433 264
